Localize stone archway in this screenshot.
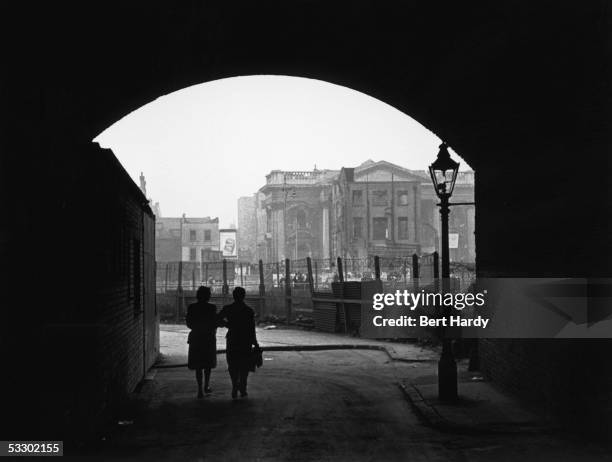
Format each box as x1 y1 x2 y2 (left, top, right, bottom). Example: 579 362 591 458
5 1 608 277
2 1 610 439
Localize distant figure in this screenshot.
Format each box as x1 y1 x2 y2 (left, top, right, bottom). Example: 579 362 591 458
217 287 259 399
186 286 217 398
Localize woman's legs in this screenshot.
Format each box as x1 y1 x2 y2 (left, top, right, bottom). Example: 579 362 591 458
227 353 239 398
204 368 212 393
239 368 249 397
195 369 203 398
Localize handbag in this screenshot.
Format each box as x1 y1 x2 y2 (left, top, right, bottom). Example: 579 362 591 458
251 345 263 371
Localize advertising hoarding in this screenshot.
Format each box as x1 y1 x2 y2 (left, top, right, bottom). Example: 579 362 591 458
219 229 237 257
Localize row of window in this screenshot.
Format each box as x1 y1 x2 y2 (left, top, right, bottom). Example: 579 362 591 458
189 247 218 261
351 189 412 206
189 229 212 242
353 217 412 240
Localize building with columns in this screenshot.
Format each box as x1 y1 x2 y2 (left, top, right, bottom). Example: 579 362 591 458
242 162 475 264
331 161 422 260
255 169 338 262
331 161 475 262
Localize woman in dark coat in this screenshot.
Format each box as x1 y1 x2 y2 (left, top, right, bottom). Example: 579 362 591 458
186 286 217 398
217 286 259 399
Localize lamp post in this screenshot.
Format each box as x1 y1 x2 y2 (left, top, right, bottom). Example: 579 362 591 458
429 142 460 402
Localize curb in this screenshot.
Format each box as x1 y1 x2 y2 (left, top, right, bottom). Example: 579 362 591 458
398 382 451 431
398 382 559 436
154 344 438 369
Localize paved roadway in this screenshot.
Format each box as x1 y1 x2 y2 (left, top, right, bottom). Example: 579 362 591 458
156 324 440 364
71 345 609 461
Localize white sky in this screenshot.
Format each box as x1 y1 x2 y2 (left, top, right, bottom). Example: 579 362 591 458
95 75 469 227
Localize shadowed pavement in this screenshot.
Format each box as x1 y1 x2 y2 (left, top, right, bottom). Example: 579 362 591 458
69 347 610 461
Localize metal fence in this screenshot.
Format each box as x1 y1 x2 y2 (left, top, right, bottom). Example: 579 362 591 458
449 261 476 291
157 260 261 294
156 254 477 326
157 254 475 294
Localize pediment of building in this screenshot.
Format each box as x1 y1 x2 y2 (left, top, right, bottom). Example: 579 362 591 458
353 161 427 183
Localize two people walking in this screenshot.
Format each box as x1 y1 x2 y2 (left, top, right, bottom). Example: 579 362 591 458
186 286 259 399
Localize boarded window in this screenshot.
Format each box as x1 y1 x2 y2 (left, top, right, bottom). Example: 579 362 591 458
353 217 363 239
296 209 307 228
398 191 409 206
373 217 388 240
372 190 388 206
398 217 410 240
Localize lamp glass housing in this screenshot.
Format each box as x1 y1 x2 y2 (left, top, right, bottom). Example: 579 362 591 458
429 143 460 198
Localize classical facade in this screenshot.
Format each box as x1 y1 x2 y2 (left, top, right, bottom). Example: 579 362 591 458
256 169 337 262
242 162 475 264
329 160 475 263
331 161 423 260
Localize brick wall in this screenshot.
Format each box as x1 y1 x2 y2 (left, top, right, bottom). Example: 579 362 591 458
4 143 158 441
480 339 612 438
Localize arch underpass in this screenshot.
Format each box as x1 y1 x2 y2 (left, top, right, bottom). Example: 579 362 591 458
1 0 610 443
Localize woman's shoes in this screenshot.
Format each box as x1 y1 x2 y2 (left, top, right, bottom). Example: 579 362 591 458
201 383 243 399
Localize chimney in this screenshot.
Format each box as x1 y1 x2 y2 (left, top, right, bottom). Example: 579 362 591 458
139 172 147 196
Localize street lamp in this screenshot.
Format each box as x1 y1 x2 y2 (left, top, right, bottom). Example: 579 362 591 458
429 142 460 402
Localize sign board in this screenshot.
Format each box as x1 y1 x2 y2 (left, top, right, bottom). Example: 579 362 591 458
219 229 237 257
449 233 459 249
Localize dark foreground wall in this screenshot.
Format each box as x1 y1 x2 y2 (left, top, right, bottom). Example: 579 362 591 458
1 144 158 441
480 339 612 438
1 1 609 441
